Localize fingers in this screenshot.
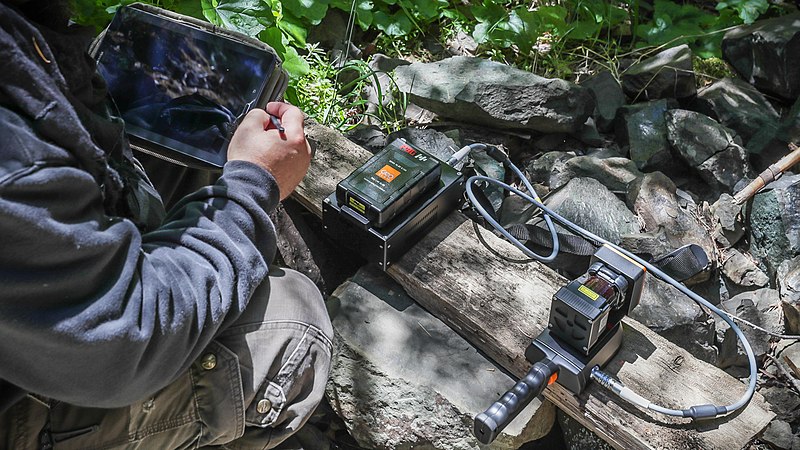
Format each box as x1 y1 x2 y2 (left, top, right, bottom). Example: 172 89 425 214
266 102 304 137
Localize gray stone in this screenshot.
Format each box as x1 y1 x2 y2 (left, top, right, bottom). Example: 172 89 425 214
580 70 625 132
525 151 575 186
346 124 387 154
722 14 800 102
393 56 595 133
616 99 683 173
760 382 800 422
721 248 769 288
778 256 800 334
543 177 639 245
710 194 746 248
692 77 780 145
716 288 783 369
550 155 643 193
631 278 717 364
665 109 751 194
621 44 696 101
619 229 675 264
627 172 717 274
748 95 800 172
532 133 586 154
447 31 478 56
749 174 800 278
761 420 794 450
327 268 555 449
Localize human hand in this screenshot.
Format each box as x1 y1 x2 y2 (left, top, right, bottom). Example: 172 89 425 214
228 102 312 200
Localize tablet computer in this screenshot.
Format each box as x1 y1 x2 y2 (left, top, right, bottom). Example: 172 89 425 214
94 4 287 169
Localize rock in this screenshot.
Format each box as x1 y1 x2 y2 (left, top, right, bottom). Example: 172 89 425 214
543 177 639 245
760 381 800 423
760 420 794 450
550 155 643 193
620 44 696 101
447 30 478 56
362 54 411 126
580 71 625 132
525 151 575 186
627 172 717 273
616 99 684 173
749 174 800 278
721 248 769 288
748 95 800 172
710 194 746 248
393 56 595 133
387 127 459 163
346 124 387 154
631 278 717 364
778 256 800 334
327 268 556 449
716 288 782 369
556 410 612 450
665 109 751 194
692 77 781 145
722 14 800 102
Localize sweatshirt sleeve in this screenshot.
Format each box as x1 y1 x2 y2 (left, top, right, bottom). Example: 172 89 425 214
0 119 281 407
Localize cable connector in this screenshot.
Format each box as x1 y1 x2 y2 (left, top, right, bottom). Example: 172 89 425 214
684 404 727 420
590 366 650 409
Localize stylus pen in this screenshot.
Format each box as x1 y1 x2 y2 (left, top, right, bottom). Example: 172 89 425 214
269 114 285 133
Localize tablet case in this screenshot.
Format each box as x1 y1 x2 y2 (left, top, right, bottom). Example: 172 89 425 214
89 3 289 170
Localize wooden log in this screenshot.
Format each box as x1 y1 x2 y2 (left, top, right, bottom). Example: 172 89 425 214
298 120 774 449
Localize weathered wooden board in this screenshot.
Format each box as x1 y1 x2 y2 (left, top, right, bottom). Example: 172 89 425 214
298 120 774 450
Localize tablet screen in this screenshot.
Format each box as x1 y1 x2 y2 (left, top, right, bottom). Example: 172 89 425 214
96 6 276 167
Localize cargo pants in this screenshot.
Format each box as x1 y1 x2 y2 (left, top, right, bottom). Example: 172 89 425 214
0 267 333 450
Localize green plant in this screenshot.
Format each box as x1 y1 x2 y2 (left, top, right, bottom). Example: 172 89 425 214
72 0 786 131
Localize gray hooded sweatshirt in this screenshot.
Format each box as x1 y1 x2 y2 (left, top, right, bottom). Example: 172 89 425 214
0 2 280 411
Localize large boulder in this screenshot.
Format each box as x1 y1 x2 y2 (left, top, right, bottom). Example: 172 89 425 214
721 248 769 291
722 14 800 102
543 177 639 245
664 109 751 195
631 278 717 364
393 56 594 133
716 288 783 369
749 174 800 278
327 268 555 449
627 172 717 271
621 44 696 101
616 99 684 173
692 77 780 145
580 70 625 131
549 155 643 193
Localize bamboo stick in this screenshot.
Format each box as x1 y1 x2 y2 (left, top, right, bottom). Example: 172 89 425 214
734 142 800 204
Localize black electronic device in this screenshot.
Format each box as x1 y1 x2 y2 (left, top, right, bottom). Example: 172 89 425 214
336 139 442 228
473 245 646 444
323 141 464 270
93 4 287 169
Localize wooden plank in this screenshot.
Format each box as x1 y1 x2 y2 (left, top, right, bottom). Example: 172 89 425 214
298 120 774 449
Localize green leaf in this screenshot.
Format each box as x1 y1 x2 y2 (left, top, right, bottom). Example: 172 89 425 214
717 0 768 24
281 0 329 25
373 10 413 36
201 0 272 37
258 27 310 77
277 15 308 45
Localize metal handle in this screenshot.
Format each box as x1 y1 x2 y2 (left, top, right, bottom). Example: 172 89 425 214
473 360 558 444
